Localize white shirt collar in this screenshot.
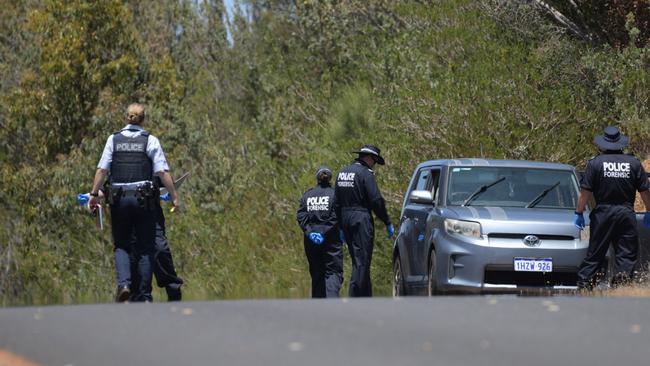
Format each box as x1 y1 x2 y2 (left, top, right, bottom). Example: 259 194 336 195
122 124 144 131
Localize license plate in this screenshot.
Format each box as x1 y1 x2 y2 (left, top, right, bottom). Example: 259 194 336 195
514 257 553 272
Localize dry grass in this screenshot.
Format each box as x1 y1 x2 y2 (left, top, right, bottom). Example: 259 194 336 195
603 285 650 297
581 277 650 297
574 271 650 297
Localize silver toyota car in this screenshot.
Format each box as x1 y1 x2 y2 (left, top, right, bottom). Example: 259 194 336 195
393 159 590 295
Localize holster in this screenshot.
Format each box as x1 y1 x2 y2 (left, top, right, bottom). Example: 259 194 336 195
137 181 160 211
107 185 122 206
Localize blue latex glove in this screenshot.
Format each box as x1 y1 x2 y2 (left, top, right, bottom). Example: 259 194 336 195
387 224 395 239
339 230 345 243
77 193 90 206
160 192 171 202
574 212 585 230
309 232 324 245
644 212 650 228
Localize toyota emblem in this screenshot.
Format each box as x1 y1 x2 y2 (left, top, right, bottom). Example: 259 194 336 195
523 235 541 247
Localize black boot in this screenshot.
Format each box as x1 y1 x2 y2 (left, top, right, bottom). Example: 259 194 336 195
115 285 131 303
166 284 182 301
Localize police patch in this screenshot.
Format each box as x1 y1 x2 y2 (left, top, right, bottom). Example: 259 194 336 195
115 142 145 152
603 162 631 178
307 196 330 211
337 172 355 187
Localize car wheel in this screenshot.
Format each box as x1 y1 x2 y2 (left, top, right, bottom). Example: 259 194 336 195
393 255 406 297
427 250 438 296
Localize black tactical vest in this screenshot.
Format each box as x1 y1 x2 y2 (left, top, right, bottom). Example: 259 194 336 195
110 130 153 184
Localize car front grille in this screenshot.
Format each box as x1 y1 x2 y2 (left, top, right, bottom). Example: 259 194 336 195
484 268 578 287
487 233 575 241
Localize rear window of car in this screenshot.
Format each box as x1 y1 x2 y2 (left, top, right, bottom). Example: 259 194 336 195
446 167 579 209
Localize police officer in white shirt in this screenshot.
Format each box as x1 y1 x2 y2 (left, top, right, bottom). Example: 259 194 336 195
88 103 179 302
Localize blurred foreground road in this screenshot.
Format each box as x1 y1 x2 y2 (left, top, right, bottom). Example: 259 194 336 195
1 296 649 366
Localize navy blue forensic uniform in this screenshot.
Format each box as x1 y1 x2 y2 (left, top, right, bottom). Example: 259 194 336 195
335 159 391 297
297 184 343 298
578 152 650 287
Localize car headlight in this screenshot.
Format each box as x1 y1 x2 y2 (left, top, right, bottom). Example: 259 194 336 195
444 218 481 239
580 226 590 241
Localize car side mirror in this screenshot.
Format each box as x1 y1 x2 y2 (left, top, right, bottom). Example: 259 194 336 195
409 190 434 205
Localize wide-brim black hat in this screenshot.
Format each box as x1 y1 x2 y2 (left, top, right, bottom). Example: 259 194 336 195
352 144 385 165
594 126 629 151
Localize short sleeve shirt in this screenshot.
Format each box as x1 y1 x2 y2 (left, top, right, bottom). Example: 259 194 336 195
581 153 649 206
96 124 169 174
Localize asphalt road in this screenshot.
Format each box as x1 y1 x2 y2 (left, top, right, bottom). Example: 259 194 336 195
1 296 649 366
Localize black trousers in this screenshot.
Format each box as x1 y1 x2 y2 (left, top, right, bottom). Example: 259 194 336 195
341 210 375 297
577 204 639 287
304 234 343 298
110 196 156 302
130 205 183 301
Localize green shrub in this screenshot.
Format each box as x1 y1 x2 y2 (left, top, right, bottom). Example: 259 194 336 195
1 0 649 305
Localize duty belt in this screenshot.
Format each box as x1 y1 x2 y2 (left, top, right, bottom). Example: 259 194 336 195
106 186 140 203
118 189 140 198
107 181 159 210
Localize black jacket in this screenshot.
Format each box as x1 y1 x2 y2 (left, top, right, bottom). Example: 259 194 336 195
581 152 650 207
297 184 339 237
334 159 391 226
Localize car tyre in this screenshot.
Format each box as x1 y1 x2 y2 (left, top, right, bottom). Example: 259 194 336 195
427 250 438 296
393 255 406 297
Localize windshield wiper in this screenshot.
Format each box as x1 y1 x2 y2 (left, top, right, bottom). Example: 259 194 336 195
525 181 561 208
462 177 506 207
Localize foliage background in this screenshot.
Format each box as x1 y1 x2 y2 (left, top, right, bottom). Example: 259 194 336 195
1 0 648 305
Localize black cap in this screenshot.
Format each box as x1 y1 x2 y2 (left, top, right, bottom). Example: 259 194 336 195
351 144 385 165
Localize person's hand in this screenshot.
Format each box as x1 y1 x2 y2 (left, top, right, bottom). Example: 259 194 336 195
170 197 180 213
89 195 100 212
574 212 585 230
339 230 345 243
387 224 395 239
309 232 324 245
644 212 650 229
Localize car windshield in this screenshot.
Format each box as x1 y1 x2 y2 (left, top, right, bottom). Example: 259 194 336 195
446 166 579 209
